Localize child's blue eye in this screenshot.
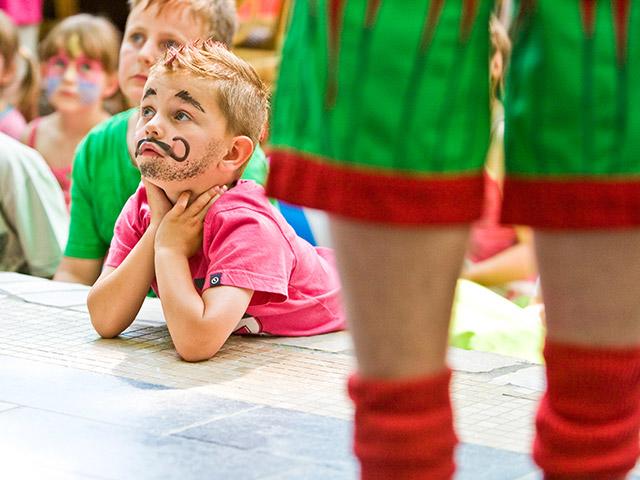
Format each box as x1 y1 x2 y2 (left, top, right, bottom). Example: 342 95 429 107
141 106 155 118
175 111 191 121
130 32 145 45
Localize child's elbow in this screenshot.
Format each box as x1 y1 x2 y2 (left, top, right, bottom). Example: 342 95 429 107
87 292 123 339
89 313 122 339
92 322 121 339
175 342 221 363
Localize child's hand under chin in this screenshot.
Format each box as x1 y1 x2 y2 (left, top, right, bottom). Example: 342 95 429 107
142 178 173 228
154 186 227 258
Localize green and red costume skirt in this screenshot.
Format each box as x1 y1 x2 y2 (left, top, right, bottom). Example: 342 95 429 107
267 0 640 229
504 1 640 228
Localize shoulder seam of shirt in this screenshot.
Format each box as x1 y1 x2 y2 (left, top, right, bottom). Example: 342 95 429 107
212 206 299 273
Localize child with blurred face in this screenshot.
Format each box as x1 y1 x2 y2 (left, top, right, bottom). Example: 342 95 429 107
24 14 120 207
0 10 39 139
88 42 345 362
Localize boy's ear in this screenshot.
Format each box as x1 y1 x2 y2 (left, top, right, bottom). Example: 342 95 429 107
220 135 254 172
102 73 120 99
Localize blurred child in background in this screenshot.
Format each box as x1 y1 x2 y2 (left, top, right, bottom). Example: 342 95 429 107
462 14 537 305
0 132 68 278
23 14 120 208
0 10 38 139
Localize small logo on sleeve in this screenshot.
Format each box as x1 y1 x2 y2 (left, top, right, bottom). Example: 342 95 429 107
209 273 222 287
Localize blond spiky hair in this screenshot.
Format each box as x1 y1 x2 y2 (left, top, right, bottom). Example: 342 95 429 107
151 39 269 146
128 0 237 47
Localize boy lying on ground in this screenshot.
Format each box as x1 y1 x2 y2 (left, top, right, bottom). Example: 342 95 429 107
87 41 345 361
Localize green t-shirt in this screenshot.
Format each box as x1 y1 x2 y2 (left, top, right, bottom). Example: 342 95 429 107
65 108 268 259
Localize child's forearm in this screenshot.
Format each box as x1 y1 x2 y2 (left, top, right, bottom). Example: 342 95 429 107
154 248 229 362
462 242 537 286
87 227 158 338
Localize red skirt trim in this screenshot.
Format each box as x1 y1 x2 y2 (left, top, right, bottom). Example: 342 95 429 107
267 148 484 225
503 176 640 229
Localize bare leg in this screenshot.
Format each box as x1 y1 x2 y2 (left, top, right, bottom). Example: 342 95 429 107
331 217 469 479
535 230 640 346
533 229 640 479
330 217 470 379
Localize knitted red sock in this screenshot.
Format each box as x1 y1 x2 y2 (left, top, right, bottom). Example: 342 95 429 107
535 341 640 479
348 369 457 480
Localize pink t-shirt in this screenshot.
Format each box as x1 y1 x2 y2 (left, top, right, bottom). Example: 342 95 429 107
50 166 71 208
0 0 43 25
106 180 345 336
0 106 27 140
26 117 71 209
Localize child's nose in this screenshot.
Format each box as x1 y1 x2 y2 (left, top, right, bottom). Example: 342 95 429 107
62 62 78 82
138 40 158 67
145 117 163 138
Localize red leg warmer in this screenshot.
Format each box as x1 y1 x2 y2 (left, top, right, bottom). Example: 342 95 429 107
348 369 457 480
535 341 640 479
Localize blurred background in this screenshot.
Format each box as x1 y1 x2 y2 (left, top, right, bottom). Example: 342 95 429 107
39 0 290 89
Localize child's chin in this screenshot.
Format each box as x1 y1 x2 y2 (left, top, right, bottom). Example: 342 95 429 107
142 176 167 189
123 88 143 107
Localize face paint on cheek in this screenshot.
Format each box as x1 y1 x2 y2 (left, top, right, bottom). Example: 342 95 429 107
77 79 101 104
169 137 190 162
45 75 62 100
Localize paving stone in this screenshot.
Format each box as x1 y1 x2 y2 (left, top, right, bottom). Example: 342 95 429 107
177 405 356 471
2 272 639 478
0 407 305 480
259 464 355 480
260 331 352 353
457 443 536 479
0 401 17 413
18 289 90 308
0 355 257 434
0 272 44 284
449 347 531 373
0 280 88 296
491 366 546 392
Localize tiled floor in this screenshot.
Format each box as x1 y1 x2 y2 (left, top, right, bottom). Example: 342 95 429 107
0 272 637 479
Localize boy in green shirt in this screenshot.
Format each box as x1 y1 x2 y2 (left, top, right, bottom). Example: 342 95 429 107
55 0 267 285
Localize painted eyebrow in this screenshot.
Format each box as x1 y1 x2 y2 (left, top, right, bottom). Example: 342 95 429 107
176 90 205 113
142 88 156 100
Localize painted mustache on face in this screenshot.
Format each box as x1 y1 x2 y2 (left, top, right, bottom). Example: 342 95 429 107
135 136 191 162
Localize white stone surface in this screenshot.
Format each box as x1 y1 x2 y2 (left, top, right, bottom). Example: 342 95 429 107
491 366 546 392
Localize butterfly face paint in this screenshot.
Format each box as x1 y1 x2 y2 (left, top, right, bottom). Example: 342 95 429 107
44 51 106 105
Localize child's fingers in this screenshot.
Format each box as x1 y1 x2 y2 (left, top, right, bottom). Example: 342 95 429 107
172 191 190 213
187 186 226 218
185 189 215 217
196 194 221 221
